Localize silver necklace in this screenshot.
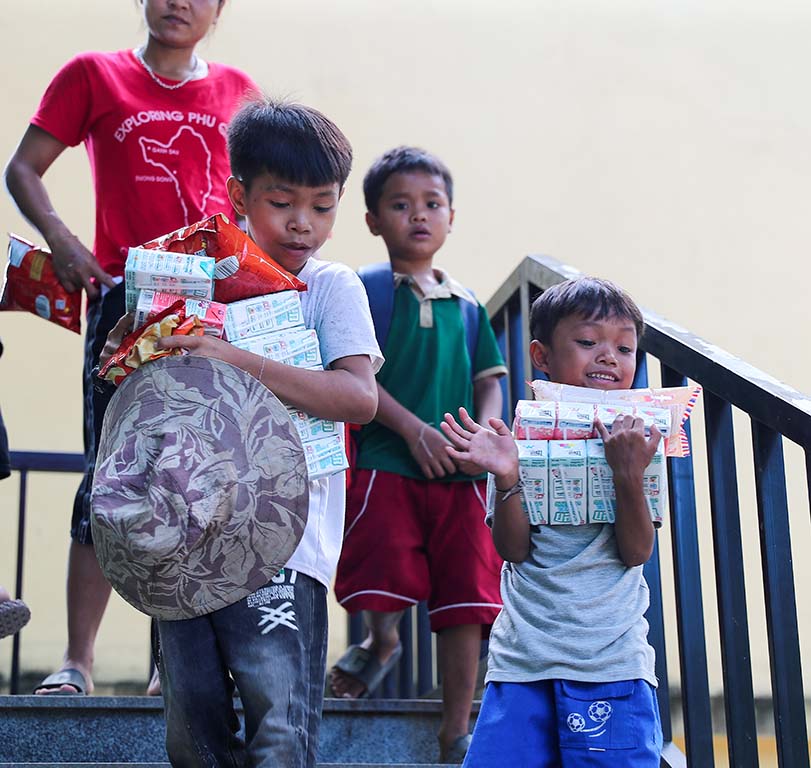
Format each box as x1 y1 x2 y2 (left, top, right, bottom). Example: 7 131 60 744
135 47 202 90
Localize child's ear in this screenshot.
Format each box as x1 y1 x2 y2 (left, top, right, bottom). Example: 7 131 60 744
529 339 551 373
448 208 455 232
365 211 381 237
226 176 247 216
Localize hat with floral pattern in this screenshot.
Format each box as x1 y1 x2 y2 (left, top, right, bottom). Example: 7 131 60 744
91 356 308 620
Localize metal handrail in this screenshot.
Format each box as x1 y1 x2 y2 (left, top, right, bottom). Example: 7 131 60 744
7 451 84 694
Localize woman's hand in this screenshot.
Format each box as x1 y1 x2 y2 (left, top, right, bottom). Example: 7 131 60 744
49 231 115 299
98 312 134 367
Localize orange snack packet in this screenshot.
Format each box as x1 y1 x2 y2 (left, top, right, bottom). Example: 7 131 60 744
140 213 306 303
99 301 204 386
1 234 82 334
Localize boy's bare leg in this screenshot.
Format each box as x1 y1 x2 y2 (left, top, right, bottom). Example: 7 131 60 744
35 540 110 694
330 609 403 698
437 623 481 754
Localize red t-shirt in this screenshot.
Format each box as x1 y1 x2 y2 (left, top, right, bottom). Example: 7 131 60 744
31 50 259 276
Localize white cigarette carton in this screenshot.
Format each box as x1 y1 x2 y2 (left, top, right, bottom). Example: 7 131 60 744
134 290 226 337
287 407 340 443
223 291 304 341
517 440 549 525
303 433 348 479
513 400 556 440
554 402 594 440
634 406 673 439
549 440 587 525
644 442 668 523
595 404 635 433
232 327 323 369
586 439 616 524
125 247 215 312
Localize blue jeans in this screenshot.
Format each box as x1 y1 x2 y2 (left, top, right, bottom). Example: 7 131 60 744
464 679 663 767
157 569 328 768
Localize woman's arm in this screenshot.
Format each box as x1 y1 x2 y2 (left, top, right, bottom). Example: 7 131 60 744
5 125 114 299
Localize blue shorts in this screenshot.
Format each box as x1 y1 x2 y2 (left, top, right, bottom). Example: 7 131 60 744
464 678 662 767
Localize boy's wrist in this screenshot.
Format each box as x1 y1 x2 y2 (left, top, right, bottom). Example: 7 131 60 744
494 468 520 492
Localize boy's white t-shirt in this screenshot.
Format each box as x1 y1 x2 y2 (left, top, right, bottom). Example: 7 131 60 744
283 255 383 588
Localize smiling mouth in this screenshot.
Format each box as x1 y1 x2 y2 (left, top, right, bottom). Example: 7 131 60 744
587 372 619 382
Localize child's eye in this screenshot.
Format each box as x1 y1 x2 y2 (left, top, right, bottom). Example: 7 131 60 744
427 201 440 209
392 202 408 211
314 206 334 214
270 201 289 209
618 345 634 354
576 339 595 347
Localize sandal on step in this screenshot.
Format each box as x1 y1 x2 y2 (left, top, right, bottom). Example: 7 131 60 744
330 643 402 698
34 668 89 695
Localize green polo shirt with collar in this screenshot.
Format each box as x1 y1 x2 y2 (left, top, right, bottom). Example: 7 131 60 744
355 269 507 482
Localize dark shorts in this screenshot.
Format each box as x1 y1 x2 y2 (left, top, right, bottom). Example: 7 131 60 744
70 282 125 545
334 469 503 632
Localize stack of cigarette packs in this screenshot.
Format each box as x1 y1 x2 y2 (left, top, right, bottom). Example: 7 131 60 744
511 399 669 525
124 249 346 481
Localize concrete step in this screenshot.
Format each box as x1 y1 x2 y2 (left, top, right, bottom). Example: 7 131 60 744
0 696 475 765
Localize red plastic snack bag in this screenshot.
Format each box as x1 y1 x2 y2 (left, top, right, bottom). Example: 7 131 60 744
98 301 203 386
140 213 306 303
1 234 82 333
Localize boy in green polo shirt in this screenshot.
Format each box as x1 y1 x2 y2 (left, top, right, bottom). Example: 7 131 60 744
330 146 507 763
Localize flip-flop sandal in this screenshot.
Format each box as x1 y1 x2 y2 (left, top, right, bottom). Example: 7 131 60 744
0 599 30 639
330 642 403 698
34 668 89 695
440 733 472 764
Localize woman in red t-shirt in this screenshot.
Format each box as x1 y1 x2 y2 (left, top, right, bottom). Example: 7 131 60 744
4 0 258 697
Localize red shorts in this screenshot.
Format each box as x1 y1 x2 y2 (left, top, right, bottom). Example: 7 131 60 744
334 469 503 632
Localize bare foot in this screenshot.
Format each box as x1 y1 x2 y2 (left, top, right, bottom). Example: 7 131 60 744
147 666 161 696
329 636 401 698
34 661 93 695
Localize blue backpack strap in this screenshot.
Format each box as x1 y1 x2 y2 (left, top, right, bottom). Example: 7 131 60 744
359 262 480 375
460 294 480 370
358 263 395 353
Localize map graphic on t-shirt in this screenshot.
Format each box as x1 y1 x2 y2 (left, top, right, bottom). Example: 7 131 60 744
139 125 213 225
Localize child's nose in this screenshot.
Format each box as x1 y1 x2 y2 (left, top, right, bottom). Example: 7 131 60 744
410 208 428 222
288 212 312 233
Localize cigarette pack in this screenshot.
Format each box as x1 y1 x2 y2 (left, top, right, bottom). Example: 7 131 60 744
644 442 668 523
554 402 595 440
125 247 215 312
223 291 304 341
513 400 556 440
231 327 323 369
287 408 340 443
586 439 616 524
595 404 635 433
134 290 226 337
517 440 549 525
549 441 587 525
634 406 673 439
303 433 349 479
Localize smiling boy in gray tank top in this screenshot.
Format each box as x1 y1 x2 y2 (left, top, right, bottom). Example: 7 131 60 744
441 277 664 767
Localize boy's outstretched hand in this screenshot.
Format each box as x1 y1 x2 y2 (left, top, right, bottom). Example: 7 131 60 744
594 415 661 484
441 407 518 479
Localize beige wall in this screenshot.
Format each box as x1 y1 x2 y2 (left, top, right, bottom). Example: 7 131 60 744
1 0 809 696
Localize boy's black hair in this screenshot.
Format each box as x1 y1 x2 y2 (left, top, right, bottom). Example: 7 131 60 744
228 97 353 190
363 146 453 214
530 277 645 344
